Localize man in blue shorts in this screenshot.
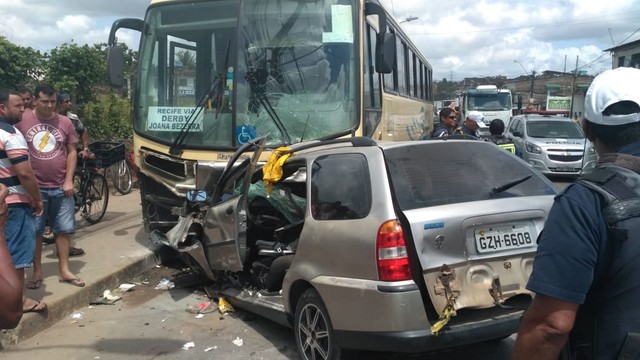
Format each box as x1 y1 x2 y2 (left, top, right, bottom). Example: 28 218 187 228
0 89 45 312
15 83 85 289
513 67 640 359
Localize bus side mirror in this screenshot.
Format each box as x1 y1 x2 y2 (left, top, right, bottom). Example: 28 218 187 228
375 32 396 74
107 45 125 87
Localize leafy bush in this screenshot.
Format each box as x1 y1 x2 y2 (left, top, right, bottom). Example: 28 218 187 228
82 92 132 141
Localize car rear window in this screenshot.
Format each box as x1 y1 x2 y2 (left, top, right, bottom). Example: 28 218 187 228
384 141 557 210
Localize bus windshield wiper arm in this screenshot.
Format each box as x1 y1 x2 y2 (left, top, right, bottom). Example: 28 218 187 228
491 174 532 195
169 41 230 156
251 84 292 145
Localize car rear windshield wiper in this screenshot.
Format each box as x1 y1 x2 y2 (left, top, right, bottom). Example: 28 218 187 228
491 174 533 195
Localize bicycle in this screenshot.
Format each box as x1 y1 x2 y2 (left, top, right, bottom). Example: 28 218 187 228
109 153 133 195
73 156 109 224
73 141 124 223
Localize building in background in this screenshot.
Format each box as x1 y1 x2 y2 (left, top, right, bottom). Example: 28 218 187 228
605 39 640 69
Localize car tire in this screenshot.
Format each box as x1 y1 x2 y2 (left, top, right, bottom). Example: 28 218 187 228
294 288 341 360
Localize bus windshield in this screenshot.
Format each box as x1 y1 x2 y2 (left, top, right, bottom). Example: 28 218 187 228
136 0 357 150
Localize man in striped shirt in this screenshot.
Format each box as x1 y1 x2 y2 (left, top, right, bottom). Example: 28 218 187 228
0 89 45 313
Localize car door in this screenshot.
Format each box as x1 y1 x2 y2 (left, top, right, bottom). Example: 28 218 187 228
508 118 525 153
201 137 266 272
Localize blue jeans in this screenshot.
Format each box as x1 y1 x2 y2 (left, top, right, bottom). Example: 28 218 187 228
6 204 36 269
36 187 76 235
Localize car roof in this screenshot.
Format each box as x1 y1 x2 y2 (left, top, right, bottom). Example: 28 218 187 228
512 115 572 122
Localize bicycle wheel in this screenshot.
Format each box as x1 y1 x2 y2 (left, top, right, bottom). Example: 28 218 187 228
82 172 109 224
111 159 132 195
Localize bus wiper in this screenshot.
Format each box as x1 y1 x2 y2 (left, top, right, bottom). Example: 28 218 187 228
248 80 292 145
169 41 230 156
244 54 292 145
491 174 532 195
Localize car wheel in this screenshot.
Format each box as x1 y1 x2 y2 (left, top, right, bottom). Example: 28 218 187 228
294 288 341 360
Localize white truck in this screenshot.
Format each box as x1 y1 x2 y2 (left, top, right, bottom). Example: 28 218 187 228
461 85 513 138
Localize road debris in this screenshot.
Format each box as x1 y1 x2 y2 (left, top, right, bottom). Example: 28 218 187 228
182 342 195 350
155 278 175 290
218 298 234 314
232 337 243 346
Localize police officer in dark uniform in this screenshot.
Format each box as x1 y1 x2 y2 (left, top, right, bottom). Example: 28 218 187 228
513 67 640 359
426 107 457 139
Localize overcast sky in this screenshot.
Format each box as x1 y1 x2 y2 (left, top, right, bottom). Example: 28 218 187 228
0 0 638 81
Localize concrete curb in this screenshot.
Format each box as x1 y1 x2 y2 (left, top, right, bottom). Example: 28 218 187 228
0 191 159 347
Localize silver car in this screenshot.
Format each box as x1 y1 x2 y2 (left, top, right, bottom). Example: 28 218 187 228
506 114 597 177
154 137 557 359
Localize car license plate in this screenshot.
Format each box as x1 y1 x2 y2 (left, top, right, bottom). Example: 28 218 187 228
475 225 534 253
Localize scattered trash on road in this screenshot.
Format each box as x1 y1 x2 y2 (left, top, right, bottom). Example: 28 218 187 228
195 314 204 319
232 337 243 346
218 298 234 315
204 346 218 352
155 278 175 290
186 301 217 314
182 342 195 350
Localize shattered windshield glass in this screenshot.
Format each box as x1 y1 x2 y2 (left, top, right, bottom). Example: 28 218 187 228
135 0 357 150
237 0 357 145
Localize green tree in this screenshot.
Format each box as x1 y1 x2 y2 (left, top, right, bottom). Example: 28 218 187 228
46 42 106 104
176 50 196 68
82 91 132 141
434 78 458 100
0 36 45 89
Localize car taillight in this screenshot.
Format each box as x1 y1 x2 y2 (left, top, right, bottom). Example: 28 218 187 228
377 220 412 281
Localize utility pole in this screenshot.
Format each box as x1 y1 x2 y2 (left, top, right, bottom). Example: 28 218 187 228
569 55 579 119
564 55 567 73
529 70 536 101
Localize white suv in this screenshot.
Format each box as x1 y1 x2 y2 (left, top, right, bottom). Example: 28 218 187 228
506 114 597 177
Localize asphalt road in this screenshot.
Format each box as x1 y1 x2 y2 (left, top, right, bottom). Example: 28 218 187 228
1 264 517 360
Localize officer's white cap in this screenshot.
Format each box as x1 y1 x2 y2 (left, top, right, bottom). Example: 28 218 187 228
466 111 484 125
584 67 640 125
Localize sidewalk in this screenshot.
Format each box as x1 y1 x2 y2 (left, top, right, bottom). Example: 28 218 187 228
0 188 158 348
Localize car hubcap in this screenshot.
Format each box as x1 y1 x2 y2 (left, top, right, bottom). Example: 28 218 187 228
298 303 330 360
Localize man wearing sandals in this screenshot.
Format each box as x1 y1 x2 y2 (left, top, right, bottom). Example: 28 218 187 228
0 89 47 313
15 83 85 288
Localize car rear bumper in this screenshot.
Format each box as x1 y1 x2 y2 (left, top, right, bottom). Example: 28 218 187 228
336 309 523 353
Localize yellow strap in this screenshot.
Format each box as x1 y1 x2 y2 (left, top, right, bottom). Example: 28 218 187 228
430 294 457 336
262 147 292 194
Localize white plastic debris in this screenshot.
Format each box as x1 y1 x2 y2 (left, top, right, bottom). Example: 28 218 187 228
182 342 195 350
71 311 84 320
232 337 243 346
119 283 136 291
195 314 204 319
204 346 217 352
103 290 122 302
155 278 175 290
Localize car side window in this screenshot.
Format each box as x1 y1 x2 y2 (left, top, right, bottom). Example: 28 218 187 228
310 153 372 220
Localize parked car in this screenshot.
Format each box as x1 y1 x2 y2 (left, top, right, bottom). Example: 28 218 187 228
152 137 557 359
506 114 597 177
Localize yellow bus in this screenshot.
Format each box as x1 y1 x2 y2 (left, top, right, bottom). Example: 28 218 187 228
107 0 434 232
